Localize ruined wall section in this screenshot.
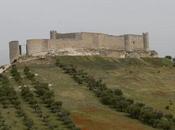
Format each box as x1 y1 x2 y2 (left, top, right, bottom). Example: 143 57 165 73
98 34 125 50
56 33 82 40
124 34 145 51
48 32 126 51
48 34 97 52
81 33 100 48
129 35 144 51
26 39 49 56
49 39 84 50
9 41 21 63
49 31 147 51
26 31 150 57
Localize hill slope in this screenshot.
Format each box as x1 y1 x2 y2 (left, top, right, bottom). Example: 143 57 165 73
56 56 175 115
1 56 175 130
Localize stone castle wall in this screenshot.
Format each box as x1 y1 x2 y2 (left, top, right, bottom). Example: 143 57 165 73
9 31 153 63
26 31 149 57
26 39 49 56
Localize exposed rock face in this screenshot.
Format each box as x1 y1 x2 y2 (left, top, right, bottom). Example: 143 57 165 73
0 64 10 74
47 48 157 58
126 50 158 58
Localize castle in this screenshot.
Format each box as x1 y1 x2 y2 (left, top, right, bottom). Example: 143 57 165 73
9 31 158 63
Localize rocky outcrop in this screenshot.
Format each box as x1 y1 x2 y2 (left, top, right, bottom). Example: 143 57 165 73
0 64 11 74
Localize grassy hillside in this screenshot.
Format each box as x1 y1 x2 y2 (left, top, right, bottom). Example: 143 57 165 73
16 57 158 130
56 56 175 115
1 56 174 130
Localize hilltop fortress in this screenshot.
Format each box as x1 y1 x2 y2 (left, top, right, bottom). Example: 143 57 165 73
9 31 158 63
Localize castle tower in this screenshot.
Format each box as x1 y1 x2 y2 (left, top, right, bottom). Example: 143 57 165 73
124 35 131 51
143 32 149 51
9 41 21 63
50 30 57 39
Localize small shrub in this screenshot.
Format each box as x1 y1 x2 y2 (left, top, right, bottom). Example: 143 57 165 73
114 89 123 96
165 56 172 60
165 106 170 110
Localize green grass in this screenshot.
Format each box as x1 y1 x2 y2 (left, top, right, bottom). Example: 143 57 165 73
13 57 158 130
1 65 69 130
0 107 25 130
2 56 173 130
56 56 175 115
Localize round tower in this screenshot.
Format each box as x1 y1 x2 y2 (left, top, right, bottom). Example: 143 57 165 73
50 30 57 39
9 41 20 63
124 35 131 51
143 32 149 51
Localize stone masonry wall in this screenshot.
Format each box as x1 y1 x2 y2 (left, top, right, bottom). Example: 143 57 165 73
9 41 20 63
26 39 49 56
26 31 149 57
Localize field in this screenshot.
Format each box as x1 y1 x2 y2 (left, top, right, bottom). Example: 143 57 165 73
1 56 175 130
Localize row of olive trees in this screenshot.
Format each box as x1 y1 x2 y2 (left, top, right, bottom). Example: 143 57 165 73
0 73 21 109
10 65 22 83
0 113 11 130
12 65 59 130
56 59 175 130
10 66 37 130
23 66 81 130
0 75 11 130
21 86 60 130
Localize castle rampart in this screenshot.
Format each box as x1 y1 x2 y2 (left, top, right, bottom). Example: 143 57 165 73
9 30 158 62
30 31 148 54
26 31 153 57
26 39 49 56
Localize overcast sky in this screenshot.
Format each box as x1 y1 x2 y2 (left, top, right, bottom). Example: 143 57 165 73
0 0 175 65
